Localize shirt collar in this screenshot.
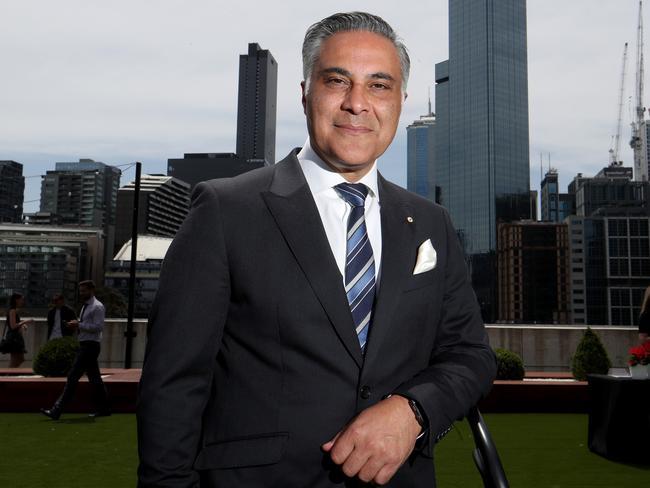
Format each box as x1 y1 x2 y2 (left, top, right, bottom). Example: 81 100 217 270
297 137 379 200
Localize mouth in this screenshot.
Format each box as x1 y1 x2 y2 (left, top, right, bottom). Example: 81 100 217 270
334 124 373 134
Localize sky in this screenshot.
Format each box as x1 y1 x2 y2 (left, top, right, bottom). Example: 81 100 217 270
1 0 646 214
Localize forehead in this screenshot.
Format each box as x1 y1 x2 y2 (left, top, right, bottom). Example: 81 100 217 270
316 30 401 73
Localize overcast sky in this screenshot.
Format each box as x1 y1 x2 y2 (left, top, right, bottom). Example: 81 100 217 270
1 0 645 213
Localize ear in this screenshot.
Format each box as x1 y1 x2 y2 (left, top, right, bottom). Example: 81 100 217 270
301 81 307 114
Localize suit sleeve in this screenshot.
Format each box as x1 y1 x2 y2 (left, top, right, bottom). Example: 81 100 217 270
393 208 496 453
137 182 231 488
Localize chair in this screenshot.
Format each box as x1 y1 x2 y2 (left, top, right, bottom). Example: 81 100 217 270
467 407 510 488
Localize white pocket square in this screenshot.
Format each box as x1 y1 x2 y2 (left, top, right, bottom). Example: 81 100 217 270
413 239 437 275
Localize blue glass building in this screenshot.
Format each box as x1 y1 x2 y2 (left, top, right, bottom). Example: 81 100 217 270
435 0 530 253
407 110 436 202
434 0 531 318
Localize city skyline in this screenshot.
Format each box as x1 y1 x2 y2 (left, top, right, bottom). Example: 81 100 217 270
2 0 647 213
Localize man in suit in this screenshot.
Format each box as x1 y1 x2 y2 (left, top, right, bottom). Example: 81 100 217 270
46 293 76 340
137 11 496 487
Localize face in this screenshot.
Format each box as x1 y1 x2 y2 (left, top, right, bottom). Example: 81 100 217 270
54 296 64 308
79 286 92 302
16 296 25 308
302 30 405 181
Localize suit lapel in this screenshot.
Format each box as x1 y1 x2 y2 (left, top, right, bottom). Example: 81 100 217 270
262 153 363 367
364 174 416 366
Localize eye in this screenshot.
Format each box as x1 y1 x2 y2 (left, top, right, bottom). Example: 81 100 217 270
326 77 347 86
371 82 391 90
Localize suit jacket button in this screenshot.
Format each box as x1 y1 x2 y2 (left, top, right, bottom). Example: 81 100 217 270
360 386 371 399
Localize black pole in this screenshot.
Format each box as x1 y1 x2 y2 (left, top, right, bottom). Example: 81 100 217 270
124 162 141 368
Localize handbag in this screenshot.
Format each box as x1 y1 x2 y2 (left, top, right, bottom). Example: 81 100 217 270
0 324 24 354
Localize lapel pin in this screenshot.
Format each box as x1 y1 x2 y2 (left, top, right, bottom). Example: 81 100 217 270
406 216 414 223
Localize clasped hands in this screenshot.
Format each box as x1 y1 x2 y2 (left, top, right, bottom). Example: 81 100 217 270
321 395 422 485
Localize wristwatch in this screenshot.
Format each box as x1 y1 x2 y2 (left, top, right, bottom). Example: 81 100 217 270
384 394 427 434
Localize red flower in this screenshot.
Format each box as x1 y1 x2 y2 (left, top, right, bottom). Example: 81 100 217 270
629 345 649 366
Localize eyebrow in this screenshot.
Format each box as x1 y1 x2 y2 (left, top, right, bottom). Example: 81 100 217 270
320 67 396 82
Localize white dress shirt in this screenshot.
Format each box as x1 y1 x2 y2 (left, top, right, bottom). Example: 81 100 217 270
77 296 105 343
297 138 382 286
50 308 63 339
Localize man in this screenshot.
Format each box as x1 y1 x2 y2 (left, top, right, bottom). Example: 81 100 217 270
138 12 495 487
46 293 76 340
41 280 111 420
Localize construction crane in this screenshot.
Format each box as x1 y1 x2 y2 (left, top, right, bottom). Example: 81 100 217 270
610 42 628 166
630 0 648 180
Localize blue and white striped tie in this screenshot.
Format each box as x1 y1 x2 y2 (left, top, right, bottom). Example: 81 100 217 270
335 182 375 351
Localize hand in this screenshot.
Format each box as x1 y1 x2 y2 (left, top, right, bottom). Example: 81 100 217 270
321 395 421 485
67 320 79 328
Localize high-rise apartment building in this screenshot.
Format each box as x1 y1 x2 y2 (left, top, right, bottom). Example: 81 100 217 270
407 109 436 202
567 210 650 326
0 161 25 223
39 159 121 260
434 0 531 319
114 175 190 256
497 221 570 323
236 43 278 165
541 169 572 222
168 43 278 189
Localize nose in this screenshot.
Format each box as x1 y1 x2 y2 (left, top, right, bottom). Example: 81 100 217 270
341 84 369 115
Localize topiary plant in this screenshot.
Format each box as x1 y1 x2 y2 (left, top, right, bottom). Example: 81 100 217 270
494 348 525 380
33 336 79 377
571 327 611 381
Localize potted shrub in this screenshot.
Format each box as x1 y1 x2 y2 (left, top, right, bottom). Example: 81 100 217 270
494 348 525 380
33 336 79 377
571 327 611 381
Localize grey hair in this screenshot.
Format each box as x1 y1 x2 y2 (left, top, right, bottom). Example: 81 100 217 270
302 12 410 94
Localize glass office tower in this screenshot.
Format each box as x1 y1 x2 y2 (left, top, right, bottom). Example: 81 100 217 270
435 0 531 318
407 111 436 202
435 0 530 253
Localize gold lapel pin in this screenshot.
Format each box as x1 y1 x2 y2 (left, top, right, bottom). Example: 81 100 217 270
406 216 414 223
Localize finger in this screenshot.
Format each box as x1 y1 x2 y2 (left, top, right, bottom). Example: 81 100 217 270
373 464 400 486
328 430 356 466
340 448 371 478
356 455 384 484
321 430 342 452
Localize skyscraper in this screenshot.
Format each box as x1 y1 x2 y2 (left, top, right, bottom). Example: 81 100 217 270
406 107 436 202
435 0 530 254
168 43 278 188
434 0 531 318
114 174 190 256
39 159 121 261
0 161 24 223
236 43 278 165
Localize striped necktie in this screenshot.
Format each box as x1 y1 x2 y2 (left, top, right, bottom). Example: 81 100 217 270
335 182 376 351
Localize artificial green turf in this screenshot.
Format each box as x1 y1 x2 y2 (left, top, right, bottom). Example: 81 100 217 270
0 413 647 487
435 413 649 488
0 413 138 488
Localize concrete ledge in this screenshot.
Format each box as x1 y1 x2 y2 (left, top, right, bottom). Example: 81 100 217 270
0 369 590 414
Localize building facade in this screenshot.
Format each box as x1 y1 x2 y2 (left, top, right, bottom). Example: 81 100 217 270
167 153 255 192
0 224 104 310
434 0 531 319
105 236 172 318
497 222 570 323
434 0 530 254
236 43 278 166
0 161 24 223
114 175 190 255
406 110 436 202
39 159 121 260
567 211 650 326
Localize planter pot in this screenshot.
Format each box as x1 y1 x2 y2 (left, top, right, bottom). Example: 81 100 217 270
629 364 649 379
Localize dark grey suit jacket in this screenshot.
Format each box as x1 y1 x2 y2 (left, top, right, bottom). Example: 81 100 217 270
137 151 496 487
